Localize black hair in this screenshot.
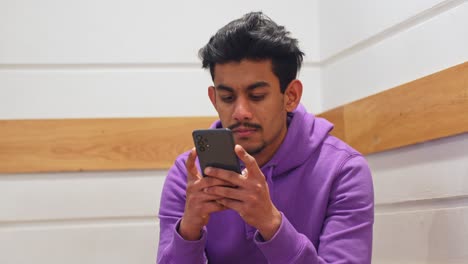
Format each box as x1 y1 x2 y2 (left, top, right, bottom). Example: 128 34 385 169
198 11 304 93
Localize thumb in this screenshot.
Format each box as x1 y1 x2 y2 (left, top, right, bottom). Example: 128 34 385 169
235 145 261 178
185 148 202 182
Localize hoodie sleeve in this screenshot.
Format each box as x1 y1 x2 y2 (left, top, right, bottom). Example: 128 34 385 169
255 155 374 264
157 155 208 264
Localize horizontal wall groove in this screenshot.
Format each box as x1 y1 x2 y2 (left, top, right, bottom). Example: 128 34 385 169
375 194 468 215
0 62 202 71
0 170 165 180
0 61 321 72
0 215 158 231
321 0 467 66
302 61 321 68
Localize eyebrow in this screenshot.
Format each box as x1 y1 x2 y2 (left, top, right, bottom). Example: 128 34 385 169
216 81 270 92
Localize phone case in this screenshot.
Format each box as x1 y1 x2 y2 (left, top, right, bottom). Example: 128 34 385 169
192 129 241 176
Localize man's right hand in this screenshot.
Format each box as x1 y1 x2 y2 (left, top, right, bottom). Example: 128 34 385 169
178 148 230 240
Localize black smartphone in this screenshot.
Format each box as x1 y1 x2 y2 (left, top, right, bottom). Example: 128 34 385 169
192 128 241 176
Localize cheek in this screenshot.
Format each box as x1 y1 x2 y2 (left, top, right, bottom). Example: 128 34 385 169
216 106 234 122
261 107 286 132
259 100 284 122
258 110 277 128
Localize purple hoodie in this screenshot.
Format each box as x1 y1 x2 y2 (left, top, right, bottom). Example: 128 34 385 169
157 104 374 263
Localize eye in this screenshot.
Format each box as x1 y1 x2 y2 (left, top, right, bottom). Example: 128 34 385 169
220 95 235 103
250 94 266 101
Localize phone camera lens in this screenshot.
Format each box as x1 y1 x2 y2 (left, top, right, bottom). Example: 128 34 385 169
199 146 205 152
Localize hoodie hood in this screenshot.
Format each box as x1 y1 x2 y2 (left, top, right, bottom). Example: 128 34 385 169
210 103 334 177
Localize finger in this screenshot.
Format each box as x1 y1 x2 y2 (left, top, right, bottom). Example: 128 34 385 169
202 176 237 188
203 200 228 214
185 148 201 182
204 167 243 186
234 145 261 178
186 200 227 220
188 192 225 204
205 185 246 201
216 198 243 213
187 172 236 194
187 177 228 195
241 168 248 177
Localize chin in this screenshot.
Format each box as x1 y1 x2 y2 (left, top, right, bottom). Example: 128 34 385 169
243 143 266 156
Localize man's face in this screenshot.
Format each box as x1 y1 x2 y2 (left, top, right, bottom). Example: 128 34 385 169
208 59 290 163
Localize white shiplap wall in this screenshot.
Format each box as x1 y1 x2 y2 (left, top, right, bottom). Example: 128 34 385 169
0 1 320 263
2 0 467 263
319 0 468 263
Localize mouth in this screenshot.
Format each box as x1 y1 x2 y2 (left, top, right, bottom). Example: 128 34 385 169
232 127 258 138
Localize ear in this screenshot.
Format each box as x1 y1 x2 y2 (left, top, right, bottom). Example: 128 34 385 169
283 80 303 112
208 86 217 109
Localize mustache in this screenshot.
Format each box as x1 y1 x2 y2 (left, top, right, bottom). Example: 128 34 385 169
228 122 262 130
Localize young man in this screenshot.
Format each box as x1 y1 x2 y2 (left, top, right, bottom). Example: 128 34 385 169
157 12 374 264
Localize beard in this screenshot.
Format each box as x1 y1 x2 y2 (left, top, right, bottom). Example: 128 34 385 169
242 140 267 156
228 121 266 155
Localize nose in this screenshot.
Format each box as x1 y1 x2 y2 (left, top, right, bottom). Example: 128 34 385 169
232 97 253 121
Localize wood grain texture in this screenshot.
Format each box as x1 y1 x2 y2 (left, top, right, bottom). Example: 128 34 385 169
0 62 466 173
0 117 216 173
319 61 468 155
316 106 345 140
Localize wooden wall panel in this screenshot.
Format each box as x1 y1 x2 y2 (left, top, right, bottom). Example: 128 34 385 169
316 106 345 140
0 62 466 173
326 61 468 155
0 117 216 173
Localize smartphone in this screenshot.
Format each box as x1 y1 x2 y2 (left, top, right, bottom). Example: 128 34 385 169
192 128 241 176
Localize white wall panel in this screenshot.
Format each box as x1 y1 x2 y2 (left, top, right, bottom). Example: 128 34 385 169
0 0 319 64
321 2 468 110
319 0 453 60
298 66 322 113
0 66 322 119
373 207 468 264
370 133 468 205
0 69 216 119
0 222 158 264
0 171 166 222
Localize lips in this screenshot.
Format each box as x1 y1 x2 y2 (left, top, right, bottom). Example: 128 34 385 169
232 127 257 137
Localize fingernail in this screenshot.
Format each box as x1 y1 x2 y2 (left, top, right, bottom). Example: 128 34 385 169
204 167 211 175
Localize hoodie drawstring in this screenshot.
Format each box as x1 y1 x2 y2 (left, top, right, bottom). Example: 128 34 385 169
266 165 275 189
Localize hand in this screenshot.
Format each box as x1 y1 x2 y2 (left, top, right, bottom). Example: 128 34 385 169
179 148 231 240
203 145 282 241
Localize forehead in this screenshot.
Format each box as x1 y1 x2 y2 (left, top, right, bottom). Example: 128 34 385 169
213 59 279 89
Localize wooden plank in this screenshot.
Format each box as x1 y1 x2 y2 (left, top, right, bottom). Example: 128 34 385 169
342 62 468 154
316 106 345 140
0 117 216 173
